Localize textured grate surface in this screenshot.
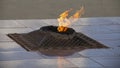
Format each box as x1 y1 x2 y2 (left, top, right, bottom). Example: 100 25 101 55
7 27 108 52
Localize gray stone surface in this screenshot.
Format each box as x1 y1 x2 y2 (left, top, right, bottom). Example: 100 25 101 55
0 34 13 42
0 20 25 28
16 20 47 29
90 57 120 67
0 17 120 68
98 40 120 47
0 28 33 34
0 51 43 61
0 59 77 68
78 49 117 57
0 42 25 52
67 58 103 68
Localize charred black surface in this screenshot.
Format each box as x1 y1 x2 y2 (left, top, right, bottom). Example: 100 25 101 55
7 25 108 56
40 25 75 35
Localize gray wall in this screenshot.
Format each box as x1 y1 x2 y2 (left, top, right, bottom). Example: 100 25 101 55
0 0 120 19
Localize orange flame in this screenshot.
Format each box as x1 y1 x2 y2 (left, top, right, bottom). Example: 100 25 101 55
57 6 84 32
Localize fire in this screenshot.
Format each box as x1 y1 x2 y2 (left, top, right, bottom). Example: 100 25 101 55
57 6 84 32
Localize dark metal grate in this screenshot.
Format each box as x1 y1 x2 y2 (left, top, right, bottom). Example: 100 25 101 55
7 26 108 56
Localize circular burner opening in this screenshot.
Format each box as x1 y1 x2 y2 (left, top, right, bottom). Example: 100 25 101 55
40 25 75 35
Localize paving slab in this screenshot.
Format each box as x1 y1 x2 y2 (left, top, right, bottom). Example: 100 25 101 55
16 20 48 29
0 20 25 28
0 28 33 34
71 25 113 34
90 57 120 67
0 51 43 61
104 17 120 24
84 33 120 40
67 58 104 68
0 42 25 52
0 34 13 42
109 47 120 56
73 17 117 26
78 49 118 57
0 58 77 68
39 19 58 26
98 40 120 48
0 17 120 68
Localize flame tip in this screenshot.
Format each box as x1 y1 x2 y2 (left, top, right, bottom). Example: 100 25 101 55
57 6 84 32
